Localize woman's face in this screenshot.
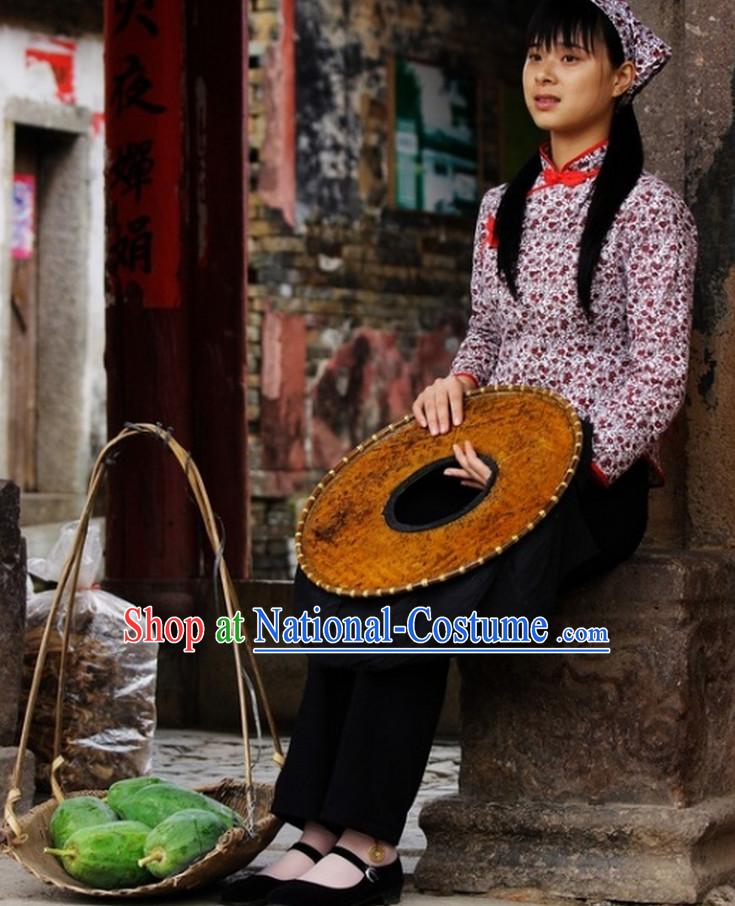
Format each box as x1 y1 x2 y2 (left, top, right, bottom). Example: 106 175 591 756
522 30 635 136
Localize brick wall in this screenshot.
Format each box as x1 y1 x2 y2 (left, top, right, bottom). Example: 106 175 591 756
247 0 536 578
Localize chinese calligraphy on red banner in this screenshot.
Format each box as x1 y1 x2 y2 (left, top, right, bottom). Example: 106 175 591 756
104 0 183 309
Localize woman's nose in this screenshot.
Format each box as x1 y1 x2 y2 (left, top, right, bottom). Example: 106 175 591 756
536 71 557 88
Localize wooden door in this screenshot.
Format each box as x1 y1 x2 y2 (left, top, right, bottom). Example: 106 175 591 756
8 129 40 490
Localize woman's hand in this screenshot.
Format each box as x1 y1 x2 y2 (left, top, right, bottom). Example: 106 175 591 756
443 440 492 490
412 374 475 435
413 376 489 489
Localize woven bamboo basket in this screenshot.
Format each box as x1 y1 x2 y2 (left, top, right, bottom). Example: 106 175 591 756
1 423 285 897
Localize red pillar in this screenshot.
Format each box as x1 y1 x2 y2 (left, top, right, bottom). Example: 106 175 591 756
104 0 249 581
184 0 250 579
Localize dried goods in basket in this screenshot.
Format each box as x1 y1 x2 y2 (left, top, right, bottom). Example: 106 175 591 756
2 423 285 897
22 520 158 793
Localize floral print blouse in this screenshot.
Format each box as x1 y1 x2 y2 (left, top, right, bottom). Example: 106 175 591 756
450 137 699 489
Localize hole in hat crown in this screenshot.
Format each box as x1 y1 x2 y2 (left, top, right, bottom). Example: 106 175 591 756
383 453 498 532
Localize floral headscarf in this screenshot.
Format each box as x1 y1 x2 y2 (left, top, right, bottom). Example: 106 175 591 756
589 0 672 104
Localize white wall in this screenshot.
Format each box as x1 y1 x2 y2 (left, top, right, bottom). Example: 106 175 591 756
0 25 105 498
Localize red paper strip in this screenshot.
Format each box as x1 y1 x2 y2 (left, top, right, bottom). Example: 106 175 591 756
26 37 76 104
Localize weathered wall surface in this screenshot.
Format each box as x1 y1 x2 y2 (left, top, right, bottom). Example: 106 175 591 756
628 0 688 547
626 1 735 550
0 480 25 745
678 0 735 548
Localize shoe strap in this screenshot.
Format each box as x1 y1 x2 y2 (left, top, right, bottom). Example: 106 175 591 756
289 840 324 862
329 844 369 873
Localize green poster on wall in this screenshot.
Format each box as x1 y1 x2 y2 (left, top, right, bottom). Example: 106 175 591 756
392 56 481 216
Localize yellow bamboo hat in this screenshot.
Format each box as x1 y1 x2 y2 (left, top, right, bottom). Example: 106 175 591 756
296 384 585 597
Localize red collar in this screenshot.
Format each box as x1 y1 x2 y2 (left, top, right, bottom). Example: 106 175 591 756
539 137 609 172
533 138 609 192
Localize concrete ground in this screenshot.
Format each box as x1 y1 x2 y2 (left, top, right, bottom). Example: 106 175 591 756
1 728 566 906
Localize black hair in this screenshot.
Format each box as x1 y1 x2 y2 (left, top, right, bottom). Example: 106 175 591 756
494 0 643 317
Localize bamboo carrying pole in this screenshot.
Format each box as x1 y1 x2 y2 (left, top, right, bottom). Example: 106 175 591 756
3 422 285 846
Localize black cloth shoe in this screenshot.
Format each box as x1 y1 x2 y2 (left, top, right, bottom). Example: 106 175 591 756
264 843 404 906
220 841 325 906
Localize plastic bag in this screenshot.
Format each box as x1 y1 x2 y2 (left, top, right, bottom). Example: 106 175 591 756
20 521 158 792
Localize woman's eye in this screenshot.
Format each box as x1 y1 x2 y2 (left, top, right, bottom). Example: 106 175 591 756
526 51 578 62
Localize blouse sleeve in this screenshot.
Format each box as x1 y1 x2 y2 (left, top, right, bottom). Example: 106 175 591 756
587 186 699 485
449 187 503 386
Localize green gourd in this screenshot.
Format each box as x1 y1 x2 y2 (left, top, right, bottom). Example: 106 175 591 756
48 797 119 848
44 820 152 889
115 781 244 829
104 776 164 816
137 808 229 878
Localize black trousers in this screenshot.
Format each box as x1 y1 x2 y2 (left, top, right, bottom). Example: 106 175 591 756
270 445 650 845
270 657 451 845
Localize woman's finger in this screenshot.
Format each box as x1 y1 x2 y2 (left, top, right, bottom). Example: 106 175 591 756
444 462 485 487
444 467 484 490
453 442 491 486
452 441 478 475
451 445 480 482
452 441 469 464
465 440 490 478
423 389 439 435
461 479 486 490
448 379 465 427
460 440 491 475
433 380 451 434
412 393 428 428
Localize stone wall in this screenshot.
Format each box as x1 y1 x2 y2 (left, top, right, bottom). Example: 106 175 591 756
675 0 735 550
626 0 735 551
416 549 735 902
0 481 25 745
0 480 34 813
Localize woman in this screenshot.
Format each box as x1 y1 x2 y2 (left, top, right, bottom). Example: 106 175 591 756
220 1 698 905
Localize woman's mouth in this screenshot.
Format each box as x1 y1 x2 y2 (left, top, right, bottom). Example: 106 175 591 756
535 96 560 110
